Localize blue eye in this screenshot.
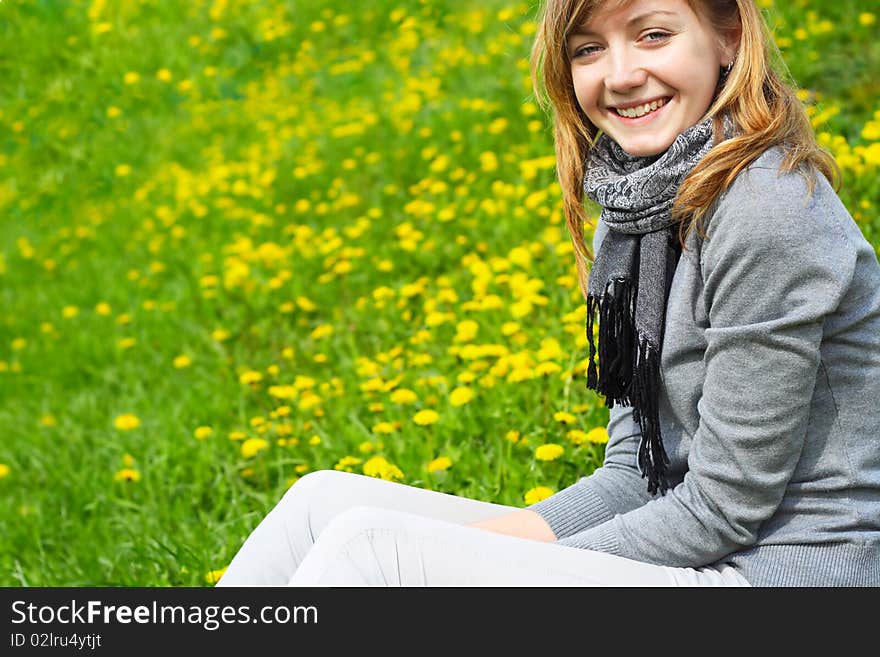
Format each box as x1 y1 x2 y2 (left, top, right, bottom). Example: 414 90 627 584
574 45 602 57
644 31 671 42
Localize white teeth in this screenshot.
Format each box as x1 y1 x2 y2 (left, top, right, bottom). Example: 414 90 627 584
615 97 668 118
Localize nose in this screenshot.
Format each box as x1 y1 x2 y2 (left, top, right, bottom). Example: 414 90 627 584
605 47 648 94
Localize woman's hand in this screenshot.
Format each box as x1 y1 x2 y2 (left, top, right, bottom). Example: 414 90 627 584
465 510 557 542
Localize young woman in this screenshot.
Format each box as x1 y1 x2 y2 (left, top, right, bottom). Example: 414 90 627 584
216 0 880 587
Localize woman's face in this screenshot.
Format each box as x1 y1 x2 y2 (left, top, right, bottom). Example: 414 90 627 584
567 0 736 157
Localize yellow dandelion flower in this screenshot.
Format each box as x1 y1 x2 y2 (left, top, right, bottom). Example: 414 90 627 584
535 443 564 461
297 296 317 311
239 370 263 384
501 321 521 336
308 434 322 446
363 456 404 481
204 567 227 584
360 377 385 392
566 429 589 445
427 456 453 473
156 68 173 82
334 456 363 473
114 468 141 482
537 337 563 361
0 463 10 479
524 486 554 505
371 422 395 434
123 71 140 85
115 164 131 177
413 409 440 426
114 414 140 431
457 371 477 384
310 324 333 339
535 361 562 376
390 388 418 404
211 328 230 341
586 427 609 444
449 386 474 406
240 438 269 458
122 454 135 467
40 415 57 427
358 441 377 454
228 430 246 441
194 426 213 440
268 385 296 399
95 302 112 315
298 392 322 411
454 319 479 342
271 405 291 418
553 411 577 424
62 305 79 319
505 430 521 443
173 354 192 369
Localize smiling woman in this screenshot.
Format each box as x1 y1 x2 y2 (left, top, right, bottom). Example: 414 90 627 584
565 1 739 157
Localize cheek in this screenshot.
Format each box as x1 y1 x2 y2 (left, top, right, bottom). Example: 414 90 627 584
572 72 598 112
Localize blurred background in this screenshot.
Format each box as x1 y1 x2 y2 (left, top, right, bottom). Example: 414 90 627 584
0 0 877 585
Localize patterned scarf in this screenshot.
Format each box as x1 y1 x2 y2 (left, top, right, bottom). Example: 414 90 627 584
583 111 737 495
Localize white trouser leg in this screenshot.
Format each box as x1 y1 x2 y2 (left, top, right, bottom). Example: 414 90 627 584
216 470 518 586
286 505 750 587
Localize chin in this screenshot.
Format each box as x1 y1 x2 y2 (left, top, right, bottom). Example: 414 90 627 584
615 136 675 158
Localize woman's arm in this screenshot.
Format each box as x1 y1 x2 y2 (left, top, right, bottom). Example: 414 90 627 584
465 404 654 541
465 509 557 542
523 403 655 538
553 167 858 566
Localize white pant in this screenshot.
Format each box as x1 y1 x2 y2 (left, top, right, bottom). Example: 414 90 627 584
216 470 750 587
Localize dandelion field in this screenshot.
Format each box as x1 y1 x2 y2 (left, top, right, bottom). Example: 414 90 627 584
0 0 878 586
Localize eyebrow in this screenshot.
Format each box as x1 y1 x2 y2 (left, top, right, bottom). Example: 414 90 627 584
569 9 679 38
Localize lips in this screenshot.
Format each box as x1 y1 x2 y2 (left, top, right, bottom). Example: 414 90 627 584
608 96 673 122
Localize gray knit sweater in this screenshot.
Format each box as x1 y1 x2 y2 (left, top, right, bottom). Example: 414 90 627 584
528 145 880 586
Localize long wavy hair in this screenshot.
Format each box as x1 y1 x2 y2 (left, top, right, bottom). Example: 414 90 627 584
530 0 841 300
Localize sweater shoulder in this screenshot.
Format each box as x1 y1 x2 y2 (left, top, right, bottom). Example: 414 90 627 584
700 145 852 267
712 145 823 226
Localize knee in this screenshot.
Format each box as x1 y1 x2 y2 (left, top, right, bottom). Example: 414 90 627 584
316 505 400 547
279 469 346 504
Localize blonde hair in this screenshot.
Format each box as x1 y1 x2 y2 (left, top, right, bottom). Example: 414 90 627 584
530 0 841 300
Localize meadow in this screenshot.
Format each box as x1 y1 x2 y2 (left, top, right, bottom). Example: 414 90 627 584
0 0 878 586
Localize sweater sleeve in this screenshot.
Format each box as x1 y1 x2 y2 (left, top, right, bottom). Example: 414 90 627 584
554 165 857 566
525 219 655 539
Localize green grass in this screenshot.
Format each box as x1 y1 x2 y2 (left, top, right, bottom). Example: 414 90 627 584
0 0 878 586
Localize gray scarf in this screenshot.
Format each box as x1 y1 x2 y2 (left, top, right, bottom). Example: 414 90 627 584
583 112 737 496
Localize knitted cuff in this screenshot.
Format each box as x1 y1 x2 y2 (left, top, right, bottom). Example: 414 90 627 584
555 519 622 556
526 479 614 540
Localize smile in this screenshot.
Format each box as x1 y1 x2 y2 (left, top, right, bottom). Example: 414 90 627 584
610 96 672 123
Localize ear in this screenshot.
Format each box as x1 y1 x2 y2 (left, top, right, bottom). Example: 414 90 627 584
721 21 742 65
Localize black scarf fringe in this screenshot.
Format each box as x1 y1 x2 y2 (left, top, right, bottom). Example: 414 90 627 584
586 277 671 496
631 336 670 495
586 276 635 406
